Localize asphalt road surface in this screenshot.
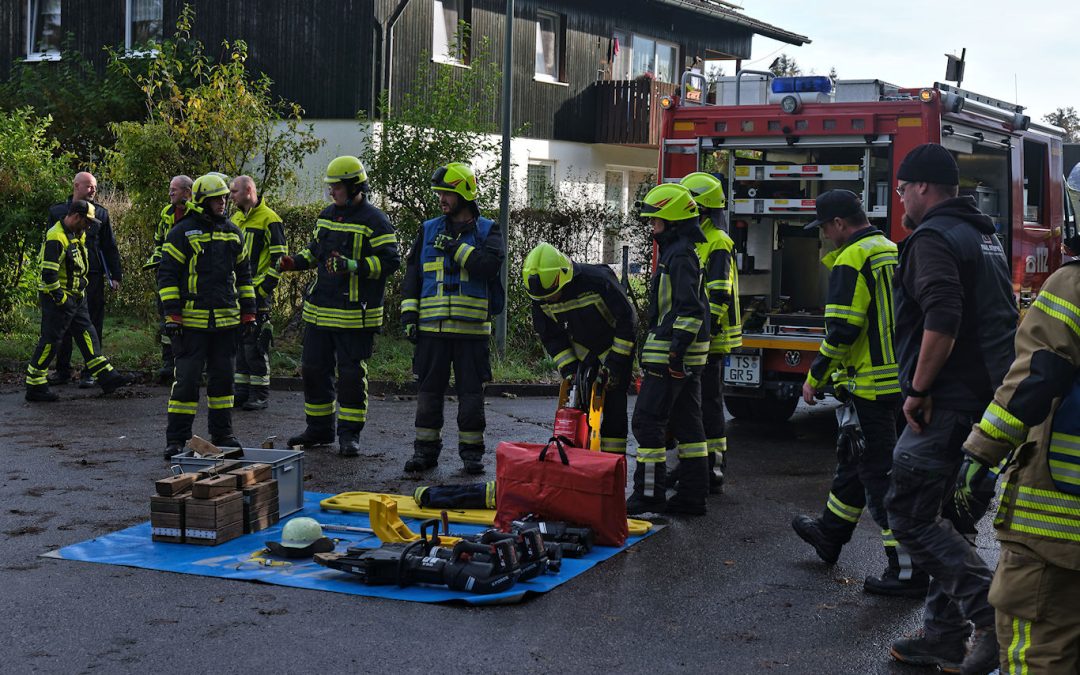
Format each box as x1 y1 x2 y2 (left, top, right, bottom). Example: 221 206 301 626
0 382 1000 673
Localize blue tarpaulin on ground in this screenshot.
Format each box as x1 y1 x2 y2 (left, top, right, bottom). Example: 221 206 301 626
52 492 655 605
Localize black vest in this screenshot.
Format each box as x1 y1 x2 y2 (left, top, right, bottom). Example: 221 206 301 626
894 211 1018 411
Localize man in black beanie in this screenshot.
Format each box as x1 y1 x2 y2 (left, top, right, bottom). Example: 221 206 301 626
885 143 1016 675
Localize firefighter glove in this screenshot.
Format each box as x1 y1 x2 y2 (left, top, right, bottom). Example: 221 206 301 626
277 255 296 272
325 251 357 275
404 323 418 344
433 232 460 255
835 399 866 464
954 455 997 525
164 316 183 340
668 351 686 379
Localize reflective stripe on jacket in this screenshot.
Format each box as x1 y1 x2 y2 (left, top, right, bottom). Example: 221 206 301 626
233 199 287 311
156 209 256 329
964 261 1080 570
294 198 399 330
39 221 88 299
806 227 900 400
694 214 741 355
641 235 710 369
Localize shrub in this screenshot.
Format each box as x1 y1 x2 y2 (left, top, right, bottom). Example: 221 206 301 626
0 109 75 326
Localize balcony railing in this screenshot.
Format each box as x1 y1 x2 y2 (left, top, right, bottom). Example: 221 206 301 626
593 79 677 147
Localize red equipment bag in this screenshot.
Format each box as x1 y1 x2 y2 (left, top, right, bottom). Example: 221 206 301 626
495 436 628 547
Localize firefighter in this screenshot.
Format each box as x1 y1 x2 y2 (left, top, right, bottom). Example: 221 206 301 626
960 234 1080 673
277 156 399 457
48 172 123 388
142 174 193 384
158 173 256 460
522 242 637 454
788 190 928 598
626 183 711 516
885 144 1016 675
680 172 741 492
230 175 287 411
401 163 505 475
25 200 133 402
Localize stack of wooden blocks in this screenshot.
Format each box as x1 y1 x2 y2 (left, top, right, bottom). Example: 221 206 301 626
150 463 278 545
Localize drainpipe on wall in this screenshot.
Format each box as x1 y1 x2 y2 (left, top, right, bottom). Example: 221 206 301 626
381 0 413 117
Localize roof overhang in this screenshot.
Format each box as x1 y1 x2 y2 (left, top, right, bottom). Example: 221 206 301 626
655 0 811 46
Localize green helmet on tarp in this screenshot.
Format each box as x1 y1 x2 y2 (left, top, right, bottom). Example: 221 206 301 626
265 517 335 559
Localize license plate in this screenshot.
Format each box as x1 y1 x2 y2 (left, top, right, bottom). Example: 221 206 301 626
723 354 761 386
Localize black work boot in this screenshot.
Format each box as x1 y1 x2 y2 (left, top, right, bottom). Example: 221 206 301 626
627 460 667 516
708 451 724 495
460 444 485 475
25 384 59 403
163 443 184 461
47 370 73 386
98 370 134 395
242 387 269 411
791 515 843 564
338 431 360 457
287 428 335 448
960 626 999 675
889 630 967 672
666 456 708 515
865 547 930 598
78 371 96 389
212 435 243 449
405 441 440 473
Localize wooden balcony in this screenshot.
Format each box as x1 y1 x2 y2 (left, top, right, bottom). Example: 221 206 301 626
593 79 677 148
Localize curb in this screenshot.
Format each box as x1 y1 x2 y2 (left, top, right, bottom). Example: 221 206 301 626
268 377 560 398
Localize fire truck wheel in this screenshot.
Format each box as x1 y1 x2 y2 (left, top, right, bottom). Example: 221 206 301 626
725 392 798 424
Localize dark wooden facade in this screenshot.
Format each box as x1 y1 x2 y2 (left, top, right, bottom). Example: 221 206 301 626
1 0 803 143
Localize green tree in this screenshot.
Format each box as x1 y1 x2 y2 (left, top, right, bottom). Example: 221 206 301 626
103 4 324 317
0 37 146 168
769 54 802 77
0 109 75 325
1043 106 1079 143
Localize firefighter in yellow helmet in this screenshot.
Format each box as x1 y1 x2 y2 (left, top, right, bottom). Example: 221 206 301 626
680 172 741 493
276 156 400 456
628 183 711 516
400 163 505 474
158 173 256 459
523 242 637 454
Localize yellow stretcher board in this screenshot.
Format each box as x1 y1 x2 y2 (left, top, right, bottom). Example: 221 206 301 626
320 491 653 537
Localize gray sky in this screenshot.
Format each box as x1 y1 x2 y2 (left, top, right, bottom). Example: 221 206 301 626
736 0 1078 122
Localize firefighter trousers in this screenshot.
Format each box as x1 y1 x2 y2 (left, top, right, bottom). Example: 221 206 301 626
412 335 491 463
56 272 105 376
598 356 632 454
27 295 115 386
885 407 996 640
990 546 1080 674
631 368 708 505
300 325 372 437
166 328 237 445
235 319 272 403
701 354 728 479
816 396 919 577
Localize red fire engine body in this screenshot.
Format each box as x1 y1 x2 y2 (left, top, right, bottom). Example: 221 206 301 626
658 74 1071 422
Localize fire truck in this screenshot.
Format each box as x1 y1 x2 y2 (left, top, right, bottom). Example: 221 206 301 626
658 72 1076 422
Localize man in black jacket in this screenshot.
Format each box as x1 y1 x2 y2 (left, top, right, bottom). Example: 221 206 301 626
885 144 1016 675
48 172 123 388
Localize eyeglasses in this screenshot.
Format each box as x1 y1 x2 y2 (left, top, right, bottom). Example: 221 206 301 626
895 183 908 197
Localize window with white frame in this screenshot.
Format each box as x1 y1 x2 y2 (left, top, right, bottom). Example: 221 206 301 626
527 162 555 208
433 0 470 65
127 0 163 49
534 10 563 82
27 0 61 59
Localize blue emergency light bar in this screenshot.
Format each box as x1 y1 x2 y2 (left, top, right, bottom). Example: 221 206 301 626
771 76 834 95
